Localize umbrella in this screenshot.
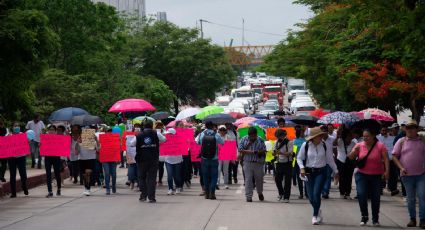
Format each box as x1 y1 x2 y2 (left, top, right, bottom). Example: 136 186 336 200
310 109 331 118
195 106 224 120
49 107 90 122
203 114 236 125
234 117 258 126
108 98 155 113
290 115 318 127
151 111 169 120
176 108 201 121
318 112 360 125
166 119 193 128
351 119 382 134
227 112 246 119
132 116 155 125
71 115 102 126
251 119 278 128
249 114 268 119
358 108 394 121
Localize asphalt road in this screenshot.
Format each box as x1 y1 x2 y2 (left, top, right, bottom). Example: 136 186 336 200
0 167 412 230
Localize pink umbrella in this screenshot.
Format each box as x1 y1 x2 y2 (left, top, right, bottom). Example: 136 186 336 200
358 108 394 122
166 119 193 128
108 98 156 112
233 117 257 126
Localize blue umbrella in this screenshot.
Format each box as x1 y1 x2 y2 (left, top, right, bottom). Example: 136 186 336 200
318 111 360 125
252 119 278 128
49 107 90 122
249 114 268 119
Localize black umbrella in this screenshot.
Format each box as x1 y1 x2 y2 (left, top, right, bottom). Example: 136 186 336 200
203 114 236 125
71 115 102 126
151 111 170 120
49 107 89 122
350 119 382 134
290 115 319 127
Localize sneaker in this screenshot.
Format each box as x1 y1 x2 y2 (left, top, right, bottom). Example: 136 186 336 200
185 181 191 188
216 185 220 190
318 210 323 223
391 189 400 196
360 216 369 226
407 219 416 227
167 189 174 195
83 190 91 196
225 185 229 189
246 197 252 202
258 193 264 201
282 199 289 203
130 183 134 190
10 194 17 198
344 195 353 200
106 190 111 195
340 194 346 199
56 190 61 196
148 199 157 203
419 219 425 229
373 222 380 227
139 196 146 202
210 193 216 200
205 192 210 199
23 189 29 196
125 181 130 186
312 216 319 225
46 192 53 198
322 194 329 199
176 188 182 194
277 195 283 201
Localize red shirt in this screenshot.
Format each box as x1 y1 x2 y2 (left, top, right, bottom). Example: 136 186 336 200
356 141 386 175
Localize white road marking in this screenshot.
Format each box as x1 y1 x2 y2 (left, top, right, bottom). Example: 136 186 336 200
218 226 228 230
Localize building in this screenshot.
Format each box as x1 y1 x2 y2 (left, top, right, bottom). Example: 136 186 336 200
92 0 146 17
156 12 167 22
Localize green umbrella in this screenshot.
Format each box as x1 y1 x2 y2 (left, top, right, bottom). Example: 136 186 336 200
132 116 155 125
237 126 266 140
195 106 224 120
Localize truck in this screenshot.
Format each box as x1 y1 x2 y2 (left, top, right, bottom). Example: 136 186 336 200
261 83 284 108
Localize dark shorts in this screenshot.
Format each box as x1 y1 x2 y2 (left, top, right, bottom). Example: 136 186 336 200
79 159 95 173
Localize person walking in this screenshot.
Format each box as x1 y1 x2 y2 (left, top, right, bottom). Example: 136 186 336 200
297 127 339 225
334 127 357 199
126 125 141 190
0 120 8 183
377 126 398 195
131 121 166 203
348 129 389 227
273 129 294 203
44 125 62 197
226 123 238 184
78 127 98 196
70 125 81 184
320 125 336 199
217 125 231 189
392 120 425 228
293 126 307 199
197 121 224 200
26 114 45 169
7 122 29 198
239 127 267 202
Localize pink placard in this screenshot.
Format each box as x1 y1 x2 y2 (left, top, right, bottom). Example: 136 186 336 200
218 141 238 161
0 134 30 158
190 142 201 162
160 133 190 156
175 128 194 141
40 134 71 157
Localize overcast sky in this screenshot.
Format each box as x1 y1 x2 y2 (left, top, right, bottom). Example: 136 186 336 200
146 0 313 46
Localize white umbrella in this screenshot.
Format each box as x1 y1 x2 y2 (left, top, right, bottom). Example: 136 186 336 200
175 108 201 121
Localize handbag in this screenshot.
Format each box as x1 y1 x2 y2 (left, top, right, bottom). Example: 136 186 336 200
356 141 377 169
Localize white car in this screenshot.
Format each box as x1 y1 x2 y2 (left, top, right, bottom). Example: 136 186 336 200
259 103 279 115
292 101 316 113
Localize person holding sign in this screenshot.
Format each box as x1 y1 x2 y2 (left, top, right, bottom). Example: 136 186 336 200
44 125 63 198
7 122 29 198
238 127 267 202
78 127 99 196
130 121 166 203
273 129 294 203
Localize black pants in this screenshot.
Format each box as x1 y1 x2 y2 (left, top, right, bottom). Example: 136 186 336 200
158 161 164 183
387 161 399 192
274 162 292 199
193 162 201 176
8 156 27 196
45 156 61 193
70 160 79 182
138 160 158 200
182 155 192 183
336 159 354 196
294 163 307 196
120 151 125 167
228 161 239 183
0 159 7 181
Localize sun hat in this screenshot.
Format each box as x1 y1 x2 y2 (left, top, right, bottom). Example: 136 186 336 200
306 127 327 141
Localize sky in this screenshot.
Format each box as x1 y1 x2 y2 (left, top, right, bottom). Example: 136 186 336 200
146 0 313 46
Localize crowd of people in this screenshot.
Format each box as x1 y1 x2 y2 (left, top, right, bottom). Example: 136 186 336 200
0 115 424 228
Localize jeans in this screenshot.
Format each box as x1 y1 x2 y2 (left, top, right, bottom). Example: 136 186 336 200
401 173 425 220
201 159 219 194
7 156 27 196
93 160 103 186
218 160 230 185
103 162 117 193
355 172 382 222
137 160 158 200
30 141 41 168
305 167 326 216
274 162 292 199
165 162 183 190
336 160 354 196
45 156 61 193
243 162 264 199
322 165 332 196
128 163 138 183
158 161 164 183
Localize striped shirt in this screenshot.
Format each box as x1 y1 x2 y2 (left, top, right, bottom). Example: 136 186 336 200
238 136 267 163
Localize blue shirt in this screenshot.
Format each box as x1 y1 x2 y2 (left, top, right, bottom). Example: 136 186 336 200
293 138 306 155
197 129 224 160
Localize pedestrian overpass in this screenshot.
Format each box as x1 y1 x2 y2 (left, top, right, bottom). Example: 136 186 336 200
224 45 274 68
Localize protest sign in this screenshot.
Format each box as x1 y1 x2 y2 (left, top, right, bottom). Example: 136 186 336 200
81 129 97 150
99 134 121 162
40 134 71 157
0 134 30 158
238 127 266 140
266 127 296 141
160 132 190 156
190 142 201 162
218 141 237 161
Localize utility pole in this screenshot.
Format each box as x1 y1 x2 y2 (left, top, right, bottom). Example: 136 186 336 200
242 18 245 46
199 19 204 39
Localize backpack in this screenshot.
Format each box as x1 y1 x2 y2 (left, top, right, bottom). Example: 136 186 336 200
201 131 217 159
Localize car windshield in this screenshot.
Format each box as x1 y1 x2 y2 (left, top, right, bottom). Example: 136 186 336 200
297 106 316 111
289 85 305 91
235 92 253 98
269 94 278 99
265 87 281 92
253 88 262 94
264 105 278 110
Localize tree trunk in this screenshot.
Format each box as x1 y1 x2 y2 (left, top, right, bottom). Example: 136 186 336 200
410 97 420 123
174 98 179 116
389 105 398 123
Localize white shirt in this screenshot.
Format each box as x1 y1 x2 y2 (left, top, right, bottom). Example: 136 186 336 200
377 134 395 159
336 138 357 163
126 135 137 159
297 141 338 174
25 120 45 142
274 139 294 163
